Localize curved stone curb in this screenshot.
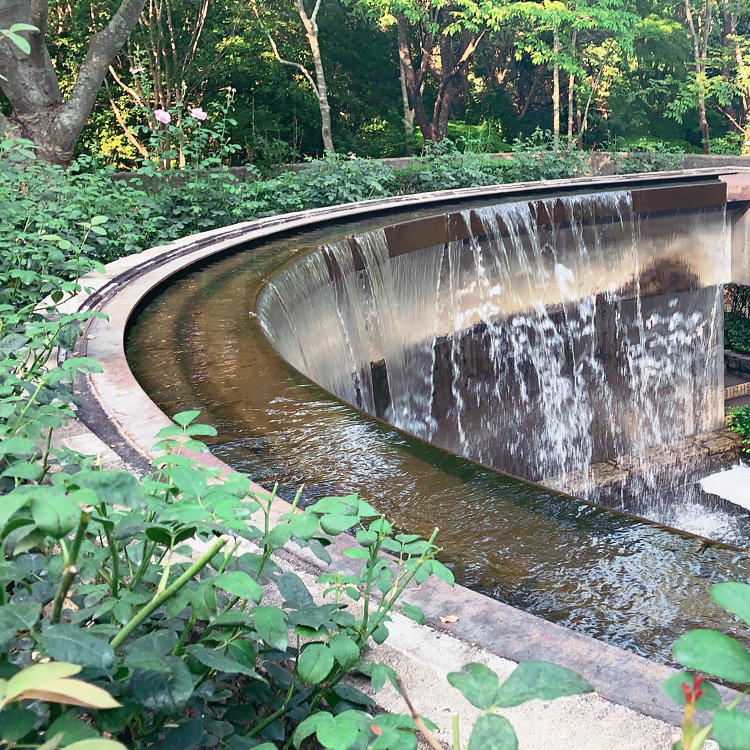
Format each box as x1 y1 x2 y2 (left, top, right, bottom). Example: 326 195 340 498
62 174 750 729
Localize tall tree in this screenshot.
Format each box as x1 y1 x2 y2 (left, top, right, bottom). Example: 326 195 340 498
252 0 335 152
350 1 509 142
511 0 637 146
715 0 750 152
0 0 147 164
683 0 712 151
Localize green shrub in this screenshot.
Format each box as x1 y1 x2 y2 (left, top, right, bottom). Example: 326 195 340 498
446 121 509 154
727 405 750 457
611 138 685 174
253 155 397 214
504 129 590 182
392 139 511 194
724 312 750 353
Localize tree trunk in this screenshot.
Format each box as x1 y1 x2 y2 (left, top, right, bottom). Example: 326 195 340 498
398 46 415 153
567 30 576 146
396 12 432 143
717 0 750 150
552 29 560 150
297 0 334 153
684 0 711 153
0 0 148 165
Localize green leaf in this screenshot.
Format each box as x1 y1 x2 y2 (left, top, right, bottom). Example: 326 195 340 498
184 645 259 677
495 662 594 707
662 672 722 711
673 630 750 683
39 625 115 671
467 713 517 750
369 662 398 693
371 624 389 644
277 571 313 605
31 493 81 538
128 657 193 711
308 538 332 564
343 548 369 559
307 496 358 515
288 511 319 540
213 571 262 603
125 630 178 656
62 741 127 750
317 712 360 750
320 513 356 536
61 357 102 374
711 582 750 628
145 525 173 546
355 529 378 547
0 492 31 528
69 471 146 510
191 580 217 620
267 524 292 549
170 466 207 499
329 634 360 668
122 649 171 673
0 706 37 742
45 713 99 744
294 713 327 749
0 602 41 640
3 461 44 481
429 560 455 586
297 643 334 684
447 662 499 710
713 709 750 750
173 410 201 427
401 603 424 625
252 606 288 651
2 31 30 55
0 438 37 457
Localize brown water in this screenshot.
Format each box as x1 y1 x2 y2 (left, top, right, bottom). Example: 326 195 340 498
126 218 750 664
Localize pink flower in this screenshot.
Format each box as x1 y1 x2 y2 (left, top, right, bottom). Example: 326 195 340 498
154 109 171 124
190 107 207 121
129 66 144 74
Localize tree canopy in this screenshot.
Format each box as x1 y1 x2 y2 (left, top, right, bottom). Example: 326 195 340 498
2 0 750 164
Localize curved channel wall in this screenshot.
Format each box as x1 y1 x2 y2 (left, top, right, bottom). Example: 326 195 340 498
69 170 750 726
255 178 737 502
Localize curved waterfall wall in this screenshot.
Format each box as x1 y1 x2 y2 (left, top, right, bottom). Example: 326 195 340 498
258 184 731 502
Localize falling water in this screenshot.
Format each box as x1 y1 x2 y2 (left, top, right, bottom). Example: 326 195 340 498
258 190 730 510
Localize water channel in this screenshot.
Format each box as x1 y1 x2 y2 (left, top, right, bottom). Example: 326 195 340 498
126 191 750 664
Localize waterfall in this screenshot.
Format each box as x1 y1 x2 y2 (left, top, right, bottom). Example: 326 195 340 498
257 189 729 503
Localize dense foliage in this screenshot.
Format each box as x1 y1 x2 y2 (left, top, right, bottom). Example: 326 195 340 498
727 406 750 456
3 0 750 165
724 312 750 353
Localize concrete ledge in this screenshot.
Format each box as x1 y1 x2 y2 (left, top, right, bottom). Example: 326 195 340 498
726 348 750 380
545 429 742 498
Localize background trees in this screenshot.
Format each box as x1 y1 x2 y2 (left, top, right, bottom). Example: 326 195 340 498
2 0 749 164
